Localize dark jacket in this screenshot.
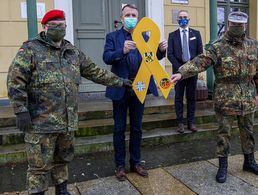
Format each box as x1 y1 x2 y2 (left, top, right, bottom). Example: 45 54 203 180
103 28 166 100
178 33 258 115
7 32 123 133
167 28 203 73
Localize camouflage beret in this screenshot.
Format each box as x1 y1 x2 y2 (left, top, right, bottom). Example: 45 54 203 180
228 11 248 23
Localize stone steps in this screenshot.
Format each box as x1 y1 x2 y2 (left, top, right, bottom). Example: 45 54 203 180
1 104 258 145
76 109 216 136
0 109 217 145
0 98 256 165
0 100 214 127
1 119 258 165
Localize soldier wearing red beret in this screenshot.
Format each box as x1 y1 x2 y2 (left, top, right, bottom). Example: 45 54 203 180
7 9 132 195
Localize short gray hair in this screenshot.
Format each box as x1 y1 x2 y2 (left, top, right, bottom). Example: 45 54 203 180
177 10 189 18
121 4 138 16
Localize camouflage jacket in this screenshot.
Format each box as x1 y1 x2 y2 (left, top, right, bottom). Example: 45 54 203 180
7 32 124 133
179 32 258 115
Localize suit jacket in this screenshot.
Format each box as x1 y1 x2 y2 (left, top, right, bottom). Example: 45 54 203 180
167 28 203 73
103 28 165 100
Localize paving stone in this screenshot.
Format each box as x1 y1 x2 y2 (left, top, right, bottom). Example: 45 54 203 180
76 176 140 195
165 161 258 195
1 184 79 195
126 168 196 195
209 153 258 188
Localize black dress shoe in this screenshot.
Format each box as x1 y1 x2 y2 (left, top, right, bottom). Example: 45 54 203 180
115 166 126 181
188 123 198 132
177 123 184 133
130 164 148 177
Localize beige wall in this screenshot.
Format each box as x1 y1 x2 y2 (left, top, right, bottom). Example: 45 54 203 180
0 0 53 98
249 0 258 40
1 1 257 98
164 0 210 78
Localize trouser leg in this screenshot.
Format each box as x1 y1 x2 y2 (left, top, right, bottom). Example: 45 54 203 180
51 132 74 185
185 76 197 124
25 133 56 194
175 80 186 124
215 113 235 157
128 92 144 166
112 93 128 167
237 113 255 155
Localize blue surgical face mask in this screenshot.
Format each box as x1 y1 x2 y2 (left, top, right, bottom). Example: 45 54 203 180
124 17 138 30
178 18 189 28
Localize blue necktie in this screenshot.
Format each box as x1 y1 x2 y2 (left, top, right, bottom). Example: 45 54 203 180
182 29 190 62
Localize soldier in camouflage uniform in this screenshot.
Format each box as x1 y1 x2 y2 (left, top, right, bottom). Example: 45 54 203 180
7 10 131 195
171 11 258 183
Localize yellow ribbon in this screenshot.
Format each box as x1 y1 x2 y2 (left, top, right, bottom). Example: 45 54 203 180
132 17 173 104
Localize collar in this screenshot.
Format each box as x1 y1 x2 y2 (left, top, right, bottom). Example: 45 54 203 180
36 31 71 49
122 27 132 36
179 27 189 32
223 31 246 45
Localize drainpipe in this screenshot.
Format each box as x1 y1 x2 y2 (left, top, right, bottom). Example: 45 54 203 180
26 0 38 40
206 0 217 99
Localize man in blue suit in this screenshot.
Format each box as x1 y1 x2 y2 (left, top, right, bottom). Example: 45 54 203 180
167 10 203 133
103 4 167 181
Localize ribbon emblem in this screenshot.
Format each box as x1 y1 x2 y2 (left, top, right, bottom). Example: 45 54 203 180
132 17 173 103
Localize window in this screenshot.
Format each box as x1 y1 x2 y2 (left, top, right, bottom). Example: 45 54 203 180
217 0 249 37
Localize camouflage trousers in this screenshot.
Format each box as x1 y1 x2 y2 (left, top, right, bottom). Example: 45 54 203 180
24 132 74 194
215 112 255 157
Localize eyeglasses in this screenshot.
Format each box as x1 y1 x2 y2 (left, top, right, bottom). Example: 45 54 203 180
178 16 188 19
46 23 67 28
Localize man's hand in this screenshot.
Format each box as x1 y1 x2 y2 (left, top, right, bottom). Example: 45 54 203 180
123 40 136 54
171 73 182 84
122 78 132 88
16 112 32 132
158 40 168 52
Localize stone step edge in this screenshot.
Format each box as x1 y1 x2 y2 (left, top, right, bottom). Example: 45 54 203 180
78 109 215 128
0 100 214 124
0 122 255 165
0 100 214 116
0 109 216 136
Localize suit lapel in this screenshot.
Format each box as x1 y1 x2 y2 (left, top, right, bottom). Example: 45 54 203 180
189 28 194 57
118 28 126 48
176 29 182 53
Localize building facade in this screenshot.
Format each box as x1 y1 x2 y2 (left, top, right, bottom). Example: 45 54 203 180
0 0 257 98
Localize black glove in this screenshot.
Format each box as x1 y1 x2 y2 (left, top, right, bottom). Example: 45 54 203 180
16 112 32 132
122 78 132 88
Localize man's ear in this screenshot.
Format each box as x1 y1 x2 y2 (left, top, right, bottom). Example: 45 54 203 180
120 16 124 23
43 24 49 33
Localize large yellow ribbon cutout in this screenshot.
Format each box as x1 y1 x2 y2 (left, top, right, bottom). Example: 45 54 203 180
132 17 174 104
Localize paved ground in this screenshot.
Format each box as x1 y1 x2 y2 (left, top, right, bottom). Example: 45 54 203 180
3 153 258 195
2 152 258 195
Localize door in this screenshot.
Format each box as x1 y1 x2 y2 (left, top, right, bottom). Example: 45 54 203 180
73 0 145 93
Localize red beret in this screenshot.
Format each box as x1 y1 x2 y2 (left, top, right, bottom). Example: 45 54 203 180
41 9 65 24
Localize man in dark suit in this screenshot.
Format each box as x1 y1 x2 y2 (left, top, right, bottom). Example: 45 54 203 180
103 4 167 181
167 10 203 133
